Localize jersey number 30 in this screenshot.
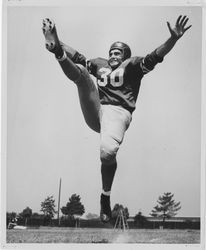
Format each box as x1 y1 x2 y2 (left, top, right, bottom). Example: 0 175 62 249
97 68 124 87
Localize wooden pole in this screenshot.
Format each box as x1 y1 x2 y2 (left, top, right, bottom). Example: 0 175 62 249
57 178 62 226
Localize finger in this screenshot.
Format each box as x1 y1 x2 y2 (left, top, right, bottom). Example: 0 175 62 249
180 15 187 26
182 17 189 28
176 15 182 26
167 21 172 32
184 25 192 32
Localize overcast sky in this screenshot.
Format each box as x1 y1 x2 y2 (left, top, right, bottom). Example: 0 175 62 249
5 2 202 218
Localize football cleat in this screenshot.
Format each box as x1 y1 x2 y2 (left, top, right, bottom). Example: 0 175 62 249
42 18 61 53
109 41 131 61
100 194 112 223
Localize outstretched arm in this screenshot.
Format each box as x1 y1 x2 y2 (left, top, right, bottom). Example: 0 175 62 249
156 15 192 58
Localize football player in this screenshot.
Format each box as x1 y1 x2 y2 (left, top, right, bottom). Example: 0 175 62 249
42 15 191 223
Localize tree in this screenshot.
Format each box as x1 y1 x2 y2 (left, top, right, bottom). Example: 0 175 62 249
19 207 32 226
150 192 181 227
134 211 148 228
112 204 129 221
7 212 17 221
31 212 41 218
61 194 85 219
40 195 56 225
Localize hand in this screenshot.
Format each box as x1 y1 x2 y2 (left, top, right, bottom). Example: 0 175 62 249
167 15 192 40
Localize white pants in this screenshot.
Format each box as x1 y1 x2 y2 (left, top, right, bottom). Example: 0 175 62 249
100 105 132 164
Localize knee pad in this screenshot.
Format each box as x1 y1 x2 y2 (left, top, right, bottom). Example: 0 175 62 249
100 136 120 165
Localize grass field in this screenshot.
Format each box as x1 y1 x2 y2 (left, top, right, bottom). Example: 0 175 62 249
6 227 200 244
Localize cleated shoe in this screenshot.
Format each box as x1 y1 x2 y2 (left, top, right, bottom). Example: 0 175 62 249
42 18 61 53
100 194 112 223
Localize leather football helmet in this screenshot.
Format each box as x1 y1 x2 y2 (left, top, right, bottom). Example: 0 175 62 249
109 41 131 60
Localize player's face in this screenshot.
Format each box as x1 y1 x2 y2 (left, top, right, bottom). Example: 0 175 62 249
108 49 124 69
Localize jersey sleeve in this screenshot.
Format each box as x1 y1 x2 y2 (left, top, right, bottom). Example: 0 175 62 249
140 49 163 75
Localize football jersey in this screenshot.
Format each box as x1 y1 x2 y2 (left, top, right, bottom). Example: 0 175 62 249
71 49 163 113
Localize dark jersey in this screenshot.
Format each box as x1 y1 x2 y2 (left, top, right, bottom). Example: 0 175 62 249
71 49 163 113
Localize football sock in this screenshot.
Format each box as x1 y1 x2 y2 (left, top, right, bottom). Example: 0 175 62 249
55 46 64 60
56 50 67 62
101 160 117 193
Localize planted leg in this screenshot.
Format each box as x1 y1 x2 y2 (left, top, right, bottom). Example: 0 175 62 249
99 105 132 222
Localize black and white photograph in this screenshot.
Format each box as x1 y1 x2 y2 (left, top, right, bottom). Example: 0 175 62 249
1 0 205 249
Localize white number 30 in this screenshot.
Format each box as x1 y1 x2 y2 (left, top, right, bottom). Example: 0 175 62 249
97 68 124 87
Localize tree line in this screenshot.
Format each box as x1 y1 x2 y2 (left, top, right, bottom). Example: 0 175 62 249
7 192 181 228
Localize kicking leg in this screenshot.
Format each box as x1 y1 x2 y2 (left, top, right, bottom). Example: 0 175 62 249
75 65 101 132
42 18 100 132
42 18 64 58
42 18 81 81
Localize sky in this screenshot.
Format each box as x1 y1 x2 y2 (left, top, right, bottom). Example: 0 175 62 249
3 2 203 218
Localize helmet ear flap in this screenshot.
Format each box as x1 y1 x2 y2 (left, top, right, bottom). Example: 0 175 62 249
109 42 131 60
